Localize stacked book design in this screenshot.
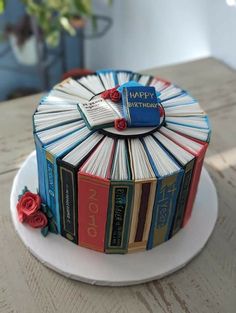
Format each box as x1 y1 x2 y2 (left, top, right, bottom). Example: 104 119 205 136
33 70 211 253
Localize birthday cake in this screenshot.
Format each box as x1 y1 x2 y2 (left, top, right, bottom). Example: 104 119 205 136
17 70 211 254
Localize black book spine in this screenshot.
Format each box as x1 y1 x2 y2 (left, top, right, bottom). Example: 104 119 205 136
58 160 78 244
57 136 104 244
170 158 195 237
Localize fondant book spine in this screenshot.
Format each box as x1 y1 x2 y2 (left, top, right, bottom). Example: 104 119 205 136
147 172 183 249
128 179 157 252
45 150 61 233
163 133 208 226
34 134 47 203
58 161 78 244
105 180 134 254
57 138 103 244
170 158 195 236
78 172 110 252
182 143 208 226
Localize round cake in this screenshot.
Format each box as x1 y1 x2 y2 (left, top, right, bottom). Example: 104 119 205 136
30 69 211 254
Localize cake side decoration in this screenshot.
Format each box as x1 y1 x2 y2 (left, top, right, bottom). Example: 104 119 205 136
121 85 160 127
17 186 58 237
114 118 127 131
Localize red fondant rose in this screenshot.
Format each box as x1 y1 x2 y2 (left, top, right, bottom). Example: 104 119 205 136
26 211 48 228
110 88 121 103
101 90 110 99
114 118 127 131
17 191 41 222
17 202 25 222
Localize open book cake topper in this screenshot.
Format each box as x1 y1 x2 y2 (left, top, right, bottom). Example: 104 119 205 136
77 82 163 132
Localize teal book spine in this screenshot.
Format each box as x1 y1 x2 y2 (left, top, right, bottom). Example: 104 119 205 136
170 159 195 237
45 150 61 233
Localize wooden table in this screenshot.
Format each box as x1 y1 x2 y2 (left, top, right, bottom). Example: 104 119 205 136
0 58 235 313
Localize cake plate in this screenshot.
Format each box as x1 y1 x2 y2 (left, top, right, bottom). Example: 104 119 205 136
10 151 218 286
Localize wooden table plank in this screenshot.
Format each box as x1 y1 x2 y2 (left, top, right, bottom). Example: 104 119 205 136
0 94 42 175
0 57 235 313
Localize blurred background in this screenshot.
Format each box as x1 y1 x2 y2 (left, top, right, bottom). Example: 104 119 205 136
0 0 235 101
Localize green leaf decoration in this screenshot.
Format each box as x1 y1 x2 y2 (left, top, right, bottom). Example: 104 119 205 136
41 226 49 237
0 0 5 14
48 218 58 234
18 185 30 201
46 208 53 219
23 186 29 193
41 203 48 214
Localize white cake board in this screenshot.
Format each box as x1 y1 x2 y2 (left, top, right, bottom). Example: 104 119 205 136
10 151 218 286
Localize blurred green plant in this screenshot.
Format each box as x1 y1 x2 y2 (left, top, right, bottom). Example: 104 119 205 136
1 0 112 46
0 0 5 14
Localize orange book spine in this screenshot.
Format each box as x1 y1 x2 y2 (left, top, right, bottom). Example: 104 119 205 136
78 172 110 252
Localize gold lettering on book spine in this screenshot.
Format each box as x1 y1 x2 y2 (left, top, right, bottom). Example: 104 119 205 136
153 175 177 246
87 188 99 238
108 184 129 248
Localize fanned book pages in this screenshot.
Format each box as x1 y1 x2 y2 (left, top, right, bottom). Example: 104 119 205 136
30 69 211 254
116 70 133 85
77 74 105 95
96 70 117 89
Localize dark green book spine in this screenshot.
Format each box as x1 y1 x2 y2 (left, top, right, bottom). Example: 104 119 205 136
170 158 195 237
105 180 134 254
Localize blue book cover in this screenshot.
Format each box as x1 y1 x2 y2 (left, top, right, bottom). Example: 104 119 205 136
122 86 160 127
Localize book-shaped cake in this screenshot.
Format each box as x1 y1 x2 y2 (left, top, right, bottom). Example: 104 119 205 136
28 69 211 254
122 86 160 127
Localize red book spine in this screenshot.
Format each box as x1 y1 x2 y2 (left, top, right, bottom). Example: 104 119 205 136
182 145 208 226
78 172 110 252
